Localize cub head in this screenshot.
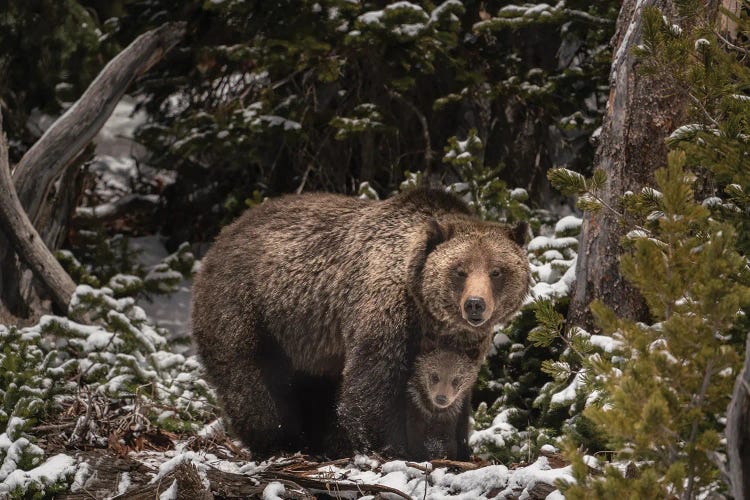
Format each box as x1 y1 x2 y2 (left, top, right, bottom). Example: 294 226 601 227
409 347 478 412
410 218 530 332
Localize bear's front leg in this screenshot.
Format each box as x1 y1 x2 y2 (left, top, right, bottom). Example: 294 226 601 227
337 333 414 456
454 393 473 461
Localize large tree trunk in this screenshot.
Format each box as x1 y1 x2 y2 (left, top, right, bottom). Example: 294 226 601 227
567 0 688 330
0 22 185 318
719 0 749 495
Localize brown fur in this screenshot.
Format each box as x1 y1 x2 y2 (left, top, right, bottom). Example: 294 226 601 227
406 337 489 460
191 188 530 456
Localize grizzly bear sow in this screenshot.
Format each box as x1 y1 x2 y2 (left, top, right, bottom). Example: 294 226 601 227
191 188 529 456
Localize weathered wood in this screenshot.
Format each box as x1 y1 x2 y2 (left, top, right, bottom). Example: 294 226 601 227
0 117 77 313
12 22 185 235
112 463 213 500
0 22 185 317
205 469 314 499
57 450 417 499
567 0 688 330
718 0 740 37
719 4 749 495
56 452 152 500
17 147 90 310
35 146 92 252
526 480 557 499
266 470 414 499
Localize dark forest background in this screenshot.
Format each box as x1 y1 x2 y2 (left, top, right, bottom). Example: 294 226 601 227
5 1 750 497
0 0 617 249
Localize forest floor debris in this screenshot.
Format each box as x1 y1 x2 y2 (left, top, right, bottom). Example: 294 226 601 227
43 421 571 499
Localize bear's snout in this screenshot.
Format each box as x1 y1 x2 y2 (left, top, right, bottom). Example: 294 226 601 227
434 394 449 407
460 271 494 327
464 297 486 324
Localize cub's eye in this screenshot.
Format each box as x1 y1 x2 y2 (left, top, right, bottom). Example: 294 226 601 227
490 269 501 277
456 269 467 278
430 373 440 384
452 378 461 388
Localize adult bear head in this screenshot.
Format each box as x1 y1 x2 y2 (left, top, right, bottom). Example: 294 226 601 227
409 218 530 335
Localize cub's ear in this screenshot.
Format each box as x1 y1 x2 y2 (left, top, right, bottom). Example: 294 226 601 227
425 218 454 255
506 221 529 247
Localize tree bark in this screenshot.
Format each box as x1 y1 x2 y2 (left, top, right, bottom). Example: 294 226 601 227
567 0 688 330
719 1 748 496
727 333 750 499
0 117 77 313
0 22 186 318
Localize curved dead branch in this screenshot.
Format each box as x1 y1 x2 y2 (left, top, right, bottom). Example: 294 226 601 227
0 117 76 313
12 22 186 238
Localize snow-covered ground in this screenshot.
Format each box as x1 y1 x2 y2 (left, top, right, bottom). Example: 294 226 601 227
61 433 573 499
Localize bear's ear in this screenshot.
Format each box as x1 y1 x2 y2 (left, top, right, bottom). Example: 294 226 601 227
419 333 438 353
407 218 454 302
425 218 454 255
506 221 529 247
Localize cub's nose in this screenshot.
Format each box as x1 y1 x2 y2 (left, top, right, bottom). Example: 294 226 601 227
464 297 486 319
435 395 448 406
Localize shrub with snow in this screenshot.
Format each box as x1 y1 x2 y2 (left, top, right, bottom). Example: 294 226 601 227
0 246 214 497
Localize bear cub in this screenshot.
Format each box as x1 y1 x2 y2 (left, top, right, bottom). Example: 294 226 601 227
406 338 484 461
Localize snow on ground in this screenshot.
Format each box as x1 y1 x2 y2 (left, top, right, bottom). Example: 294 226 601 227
88 96 162 206
107 437 572 499
0 453 77 496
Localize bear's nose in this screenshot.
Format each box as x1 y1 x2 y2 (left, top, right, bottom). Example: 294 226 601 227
435 395 448 406
464 297 486 319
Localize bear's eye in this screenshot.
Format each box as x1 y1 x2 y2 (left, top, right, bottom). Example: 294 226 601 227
430 373 440 384
452 378 461 388
490 269 501 278
456 269 467 278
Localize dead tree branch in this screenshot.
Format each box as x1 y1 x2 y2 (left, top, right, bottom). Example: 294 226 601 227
0 22 185 317
0 117 76 313
12 22 186 235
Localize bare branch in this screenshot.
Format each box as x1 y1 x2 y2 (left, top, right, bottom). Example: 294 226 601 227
715 30 750 56
12 22 186 237
0 117 76 313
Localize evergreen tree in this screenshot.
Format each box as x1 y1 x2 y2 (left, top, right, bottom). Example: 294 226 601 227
114 0 617 245
550 153 749 498
542 3 750 496
0 1 110 161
